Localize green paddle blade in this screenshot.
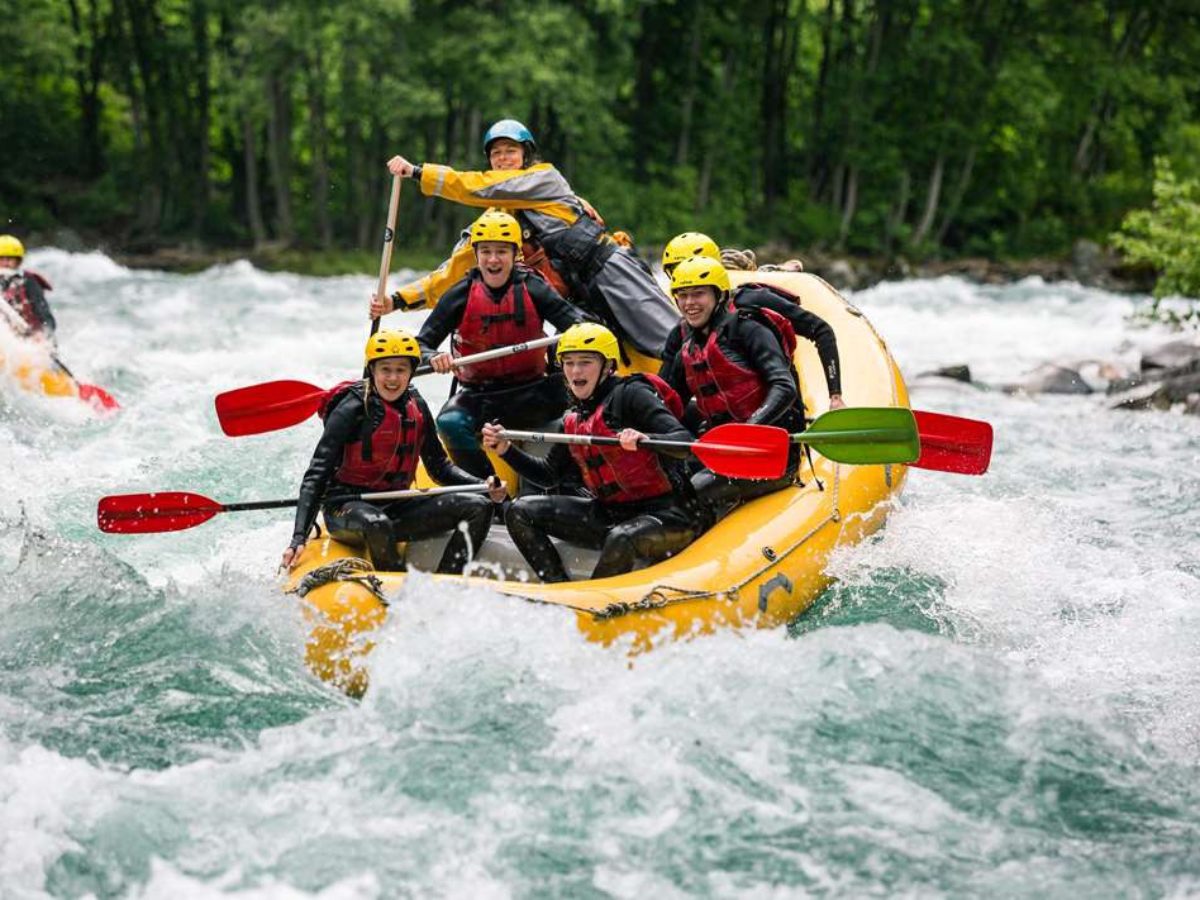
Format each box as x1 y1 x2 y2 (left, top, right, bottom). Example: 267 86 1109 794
793 407 920 465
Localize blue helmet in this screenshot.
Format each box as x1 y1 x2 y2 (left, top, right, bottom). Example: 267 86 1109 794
483 119 537 155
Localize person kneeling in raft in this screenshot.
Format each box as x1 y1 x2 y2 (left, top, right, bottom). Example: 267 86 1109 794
405 209 586 479
659 256 821 514
481 323 702 583
281 330 507 574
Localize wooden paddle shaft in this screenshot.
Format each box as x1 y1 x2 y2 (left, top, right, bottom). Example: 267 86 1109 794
414 335 559 376
369 174 403 341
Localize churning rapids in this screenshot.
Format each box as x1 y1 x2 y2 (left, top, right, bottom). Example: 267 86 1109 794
1 250 1198 898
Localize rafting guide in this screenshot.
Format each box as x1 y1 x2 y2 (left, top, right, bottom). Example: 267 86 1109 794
369 118 680 357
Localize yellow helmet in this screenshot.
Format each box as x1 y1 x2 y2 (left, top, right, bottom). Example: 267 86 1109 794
364 329 422 366
662 232 719 270
670 255 731 294
469 210 522 248
556 322 620 364
0 235 26 259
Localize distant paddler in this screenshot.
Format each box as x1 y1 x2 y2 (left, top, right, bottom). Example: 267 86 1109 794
369 118 679 357
0 235 57 344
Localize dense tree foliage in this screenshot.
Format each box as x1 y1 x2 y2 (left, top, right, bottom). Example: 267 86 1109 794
3 0 1199 261
1113 158 1200 318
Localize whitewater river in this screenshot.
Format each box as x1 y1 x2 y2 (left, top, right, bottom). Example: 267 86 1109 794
2 250 1198 898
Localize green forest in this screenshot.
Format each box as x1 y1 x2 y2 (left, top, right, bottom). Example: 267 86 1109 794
4 0 1200 265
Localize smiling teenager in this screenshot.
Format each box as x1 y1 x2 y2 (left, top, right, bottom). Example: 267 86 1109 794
404 210 586 479
482 323 703 583
658 256 822 518
281 330 505 575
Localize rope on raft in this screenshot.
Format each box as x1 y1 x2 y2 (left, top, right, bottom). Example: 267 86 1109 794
290 557 388 604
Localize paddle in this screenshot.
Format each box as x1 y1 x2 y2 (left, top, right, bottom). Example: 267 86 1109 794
791 407 920 465
912 410 993 475
215 335 561 437
52 354 120 412
97 483 491 535
368 174 403 349
498 422 791 481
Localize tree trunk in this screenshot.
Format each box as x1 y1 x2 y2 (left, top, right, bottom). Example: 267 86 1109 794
242 115 266 248
266 71 294 245
806 0 837 201
760 0 792 214
66 0 108 179
306 44 332 249
190 0 211 234
836 165 858 249
885 169 911 255
935 147 977 245
696 48 736 212
910 153 945 248
631 3 659 181
675 3 704 169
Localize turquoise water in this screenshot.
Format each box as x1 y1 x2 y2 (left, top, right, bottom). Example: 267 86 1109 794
2 252 1198 898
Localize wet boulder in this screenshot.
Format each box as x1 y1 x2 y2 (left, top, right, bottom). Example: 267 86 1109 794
1141 339 1200 372
916 364 972 383
1003 364 1092 395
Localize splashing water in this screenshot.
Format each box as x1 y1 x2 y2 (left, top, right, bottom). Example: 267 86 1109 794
2 253 1198 898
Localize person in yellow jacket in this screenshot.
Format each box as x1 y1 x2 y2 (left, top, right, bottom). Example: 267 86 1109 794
368 118 679 357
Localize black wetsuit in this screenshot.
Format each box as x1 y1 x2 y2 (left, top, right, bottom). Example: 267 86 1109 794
661 301 813 513
499 375 701 582
416 268 586 477
290 385 491 573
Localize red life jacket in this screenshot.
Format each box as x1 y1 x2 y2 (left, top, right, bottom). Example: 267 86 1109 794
680 303 797 425
319 381 424 490
1 270 52 335
563 379 675 505
521 242 572 299
452 269 548 384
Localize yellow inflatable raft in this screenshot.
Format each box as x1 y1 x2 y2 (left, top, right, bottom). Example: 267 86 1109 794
0 332 120 412
285 271 908 696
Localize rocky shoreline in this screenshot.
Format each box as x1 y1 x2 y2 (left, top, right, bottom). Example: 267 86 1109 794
786 239 1156 294
33 227 1155 294
915 337 1200 417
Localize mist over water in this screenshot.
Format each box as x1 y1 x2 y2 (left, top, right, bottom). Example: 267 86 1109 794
2 252 1198 898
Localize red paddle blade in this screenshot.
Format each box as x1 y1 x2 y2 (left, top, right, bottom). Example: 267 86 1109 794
913 410 993 475
77 382 120 412
693 423 790 480
215 379 327 436
98 491 224 534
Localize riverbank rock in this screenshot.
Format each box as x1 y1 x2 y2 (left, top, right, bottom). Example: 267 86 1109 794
916 364 973 383
1109 340 1200 412
1003 363 1093 395
1140 338 1200 372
